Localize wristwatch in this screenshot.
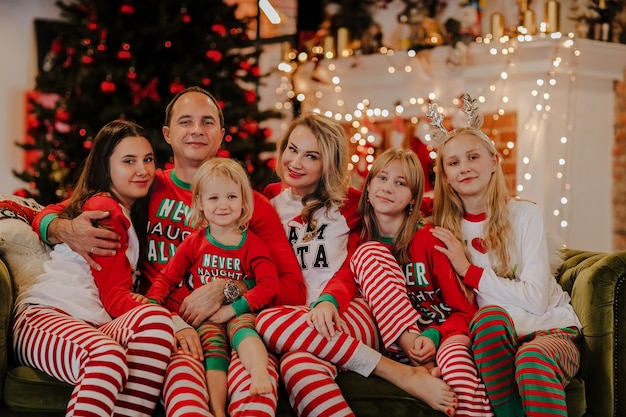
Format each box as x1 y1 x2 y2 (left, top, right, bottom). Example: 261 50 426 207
223 280 241 304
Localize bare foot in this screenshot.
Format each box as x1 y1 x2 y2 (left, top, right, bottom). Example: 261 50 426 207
422 361 442 378
249 371 273 396
430 366 442 378
392 363 457 416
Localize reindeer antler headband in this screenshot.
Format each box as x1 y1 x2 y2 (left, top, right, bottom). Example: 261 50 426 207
426 93 484 143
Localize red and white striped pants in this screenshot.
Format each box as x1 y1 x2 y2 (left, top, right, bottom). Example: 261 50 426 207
256 298 381 417
163 331 280 417
13 303 174 417
352 241 493 417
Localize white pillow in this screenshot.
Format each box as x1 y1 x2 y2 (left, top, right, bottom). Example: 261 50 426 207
0 194 51 296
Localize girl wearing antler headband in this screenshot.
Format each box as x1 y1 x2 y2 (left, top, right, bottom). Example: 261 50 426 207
429 95 582 417
351 147 493 417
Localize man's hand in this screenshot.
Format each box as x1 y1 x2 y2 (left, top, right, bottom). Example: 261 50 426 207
48 211 121 271
179 280 249 327
179 280 225 327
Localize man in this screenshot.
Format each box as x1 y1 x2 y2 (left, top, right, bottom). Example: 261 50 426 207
33 86 306 417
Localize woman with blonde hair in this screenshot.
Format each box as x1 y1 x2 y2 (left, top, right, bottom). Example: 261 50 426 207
256 113 457 417
429 95 582 417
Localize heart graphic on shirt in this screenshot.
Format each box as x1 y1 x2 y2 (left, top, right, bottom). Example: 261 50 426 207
471 237 488 254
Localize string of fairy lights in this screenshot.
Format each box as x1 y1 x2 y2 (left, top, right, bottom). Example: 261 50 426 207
272 30 585 234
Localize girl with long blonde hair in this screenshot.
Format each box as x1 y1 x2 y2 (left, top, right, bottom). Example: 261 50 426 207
430 123 582 417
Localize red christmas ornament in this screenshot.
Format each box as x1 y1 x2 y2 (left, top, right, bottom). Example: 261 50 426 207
120 4 135 14
242 119 258 134
27 115 40 130
100 79 116 94
263 127 272 138
128 77 160 105
251 65 261 77
117 50 131 60
55 108 70 122
217 100 225 110
63 47 75 68
202 77 211 86
81 55 95 64
205 49 223 62
51 39 63 54
83 140 93 149
169 80 185 95
181 14 191 24
127 68 137 80
266 157 277 171
243 90 256 104
239 61 251 71
212 24 227 36
117 43 132 60
217 149 231 158
88 22 98 31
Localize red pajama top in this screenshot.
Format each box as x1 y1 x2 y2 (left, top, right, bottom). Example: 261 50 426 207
146 227 278 314
382 223 478 341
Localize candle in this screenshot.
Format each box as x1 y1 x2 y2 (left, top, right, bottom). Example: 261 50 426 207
491 12 505 39
337 27 349 58
524 9 536 35
545 0 560 33
324 35 335 58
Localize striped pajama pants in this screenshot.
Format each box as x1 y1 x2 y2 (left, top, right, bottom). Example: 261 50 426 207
256 298 381 417
163 316 280 417
470 306 581 417
13 303 174 417
351 241 493 417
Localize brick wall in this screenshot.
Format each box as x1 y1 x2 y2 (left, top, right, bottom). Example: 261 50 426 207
482 112 517 195
614 72 626 250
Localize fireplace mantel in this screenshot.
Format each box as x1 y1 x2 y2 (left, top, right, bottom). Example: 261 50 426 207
293 37 626 251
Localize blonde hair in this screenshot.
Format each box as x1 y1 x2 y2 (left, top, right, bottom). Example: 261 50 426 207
432 126 515 279
187 158 253 231
276 112 349 229
359 148 424 265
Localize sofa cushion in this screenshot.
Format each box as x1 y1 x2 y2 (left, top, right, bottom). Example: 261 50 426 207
4 366 72 413
0 194 51 305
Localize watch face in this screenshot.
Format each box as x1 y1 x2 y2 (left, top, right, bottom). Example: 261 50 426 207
224 281 240 303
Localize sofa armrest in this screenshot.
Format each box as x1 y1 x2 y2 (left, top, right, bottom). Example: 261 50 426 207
558 249 626 417
0 256 13 404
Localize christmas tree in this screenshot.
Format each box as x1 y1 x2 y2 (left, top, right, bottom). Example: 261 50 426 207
17 0 281 205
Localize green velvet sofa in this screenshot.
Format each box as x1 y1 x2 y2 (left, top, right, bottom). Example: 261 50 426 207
1 248 624 416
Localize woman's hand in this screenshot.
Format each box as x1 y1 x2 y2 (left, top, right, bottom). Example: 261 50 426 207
430 226 471 277
174 327 202 360
306 301 345 341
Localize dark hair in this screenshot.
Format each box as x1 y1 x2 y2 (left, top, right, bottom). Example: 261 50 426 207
163 86 224 128
60 119 154 255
